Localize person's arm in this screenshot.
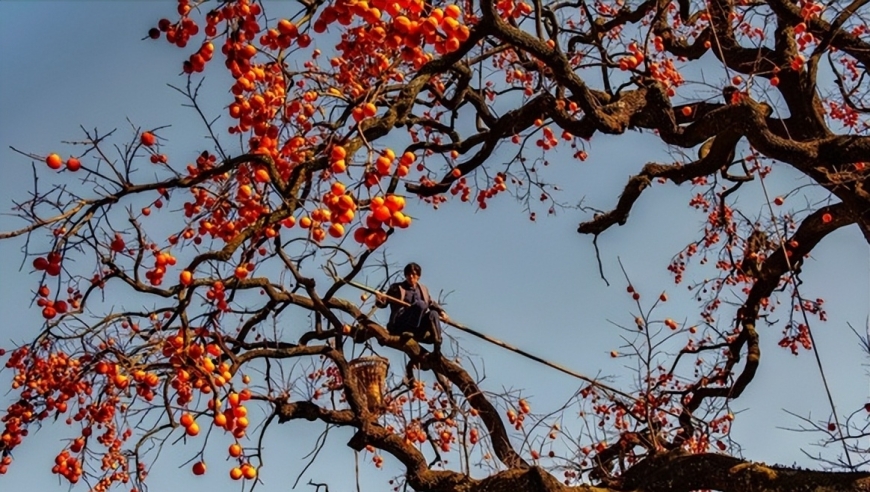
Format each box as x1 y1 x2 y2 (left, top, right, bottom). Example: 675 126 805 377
428 297 448 319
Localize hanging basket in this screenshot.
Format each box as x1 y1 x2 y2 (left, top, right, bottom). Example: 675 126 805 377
348 356 389 414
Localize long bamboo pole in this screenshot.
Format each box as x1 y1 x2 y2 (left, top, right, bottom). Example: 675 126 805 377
341 278 636 401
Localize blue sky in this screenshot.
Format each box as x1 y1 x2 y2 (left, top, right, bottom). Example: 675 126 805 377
1 1 868 490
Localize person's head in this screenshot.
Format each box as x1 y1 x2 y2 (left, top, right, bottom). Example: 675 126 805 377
404 262 422 287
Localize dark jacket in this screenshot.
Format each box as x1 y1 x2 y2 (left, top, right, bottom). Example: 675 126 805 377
376 281 443 331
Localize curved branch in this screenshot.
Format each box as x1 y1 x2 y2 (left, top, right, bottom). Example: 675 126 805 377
680 204 855 427
577 130 741 235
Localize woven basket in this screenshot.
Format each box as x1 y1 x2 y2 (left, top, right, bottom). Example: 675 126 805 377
348 356 389 414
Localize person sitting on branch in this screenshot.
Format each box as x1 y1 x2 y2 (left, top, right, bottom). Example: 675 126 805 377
376 262 449 349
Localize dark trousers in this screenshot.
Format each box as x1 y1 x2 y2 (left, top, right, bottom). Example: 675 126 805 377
389 309 441 345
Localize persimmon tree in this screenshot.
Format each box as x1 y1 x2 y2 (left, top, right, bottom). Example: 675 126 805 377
1 0 869 491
